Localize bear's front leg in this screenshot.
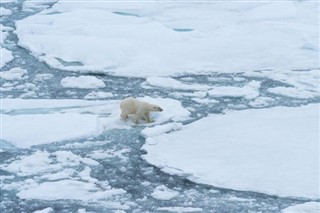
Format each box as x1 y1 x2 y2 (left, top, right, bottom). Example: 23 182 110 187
144 112 153 123
121 112 128 120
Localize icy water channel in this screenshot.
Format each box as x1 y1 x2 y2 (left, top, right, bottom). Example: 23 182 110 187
1 1 319 212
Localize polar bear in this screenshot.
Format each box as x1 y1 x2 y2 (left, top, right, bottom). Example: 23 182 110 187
120 97 163 124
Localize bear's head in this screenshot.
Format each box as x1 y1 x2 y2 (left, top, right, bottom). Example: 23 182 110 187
152 105 163 112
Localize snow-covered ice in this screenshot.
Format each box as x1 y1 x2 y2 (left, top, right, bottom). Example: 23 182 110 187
268 87 318 99
1 113 100 148
61 76 106 89
0 7 12 16
1 47 14 68
281 202 320 213
33 207 54 213
208 81 261 99
151 185 179 200
145 77 210 91
142 104 320 199
15 1 319 76
84 91 114 100
0 67 28 80
17 179 125 201
157 207 203 212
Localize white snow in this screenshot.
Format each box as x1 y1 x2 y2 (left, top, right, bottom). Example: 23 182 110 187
157 207 203 213
33 207 54 213
141 122 183 138
18 179 125 201
244 69 320 99
151 185 179 200
15 1 319 77
208 81 261 99
268 87 318 99
282 202 320 213
145 77 210 91
1 47 14 68
84 91 114 99
1 113 100 148
22 0 58 12
61 76 106 89
33 73 54 82
142 104 320 199
0 7 12 16
249 97 275 108
0 0 16 3
0 67 28 80
1 150 126 201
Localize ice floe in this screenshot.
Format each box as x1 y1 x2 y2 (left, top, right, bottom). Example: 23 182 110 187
0 7 11 16
151 185 179 200
145 77 210 91
142 104 320 198
208 81 261 99
281 202 320 213
15 1 319 76
2 113 101 148
84 91 114 100
1 150 126 201
61 76 106 89
244 69 320 99
157 207 203 212
1 47 13 68
0 67 28 80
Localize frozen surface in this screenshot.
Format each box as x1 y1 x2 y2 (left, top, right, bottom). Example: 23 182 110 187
61 76 106 89
143 104 320 199
145 77 210 91
1 47 14 68
157 207 203 212
0 7 12 16
208 81 261 99
281 202 320 213
151 185 179 200
2 113 100 148
0 67 27 80
15 1 319 77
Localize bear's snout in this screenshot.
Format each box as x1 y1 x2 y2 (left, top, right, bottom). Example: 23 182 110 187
159 107 163 112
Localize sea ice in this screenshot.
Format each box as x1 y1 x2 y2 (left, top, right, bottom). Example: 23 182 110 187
84 91 114 99
0 67 28 80
15 1 319 76
61 76 106 89
281 202 320 213
0 7 12 16
145 77 210 91
151 185 179 200
1 113 100 148
208 81 260 99
1 47 14 68
17 179 125 201
156 207 203 212
142 104 320 198
268 86 318 99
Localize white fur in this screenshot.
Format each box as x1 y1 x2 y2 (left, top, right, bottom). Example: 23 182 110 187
120 97 163 124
